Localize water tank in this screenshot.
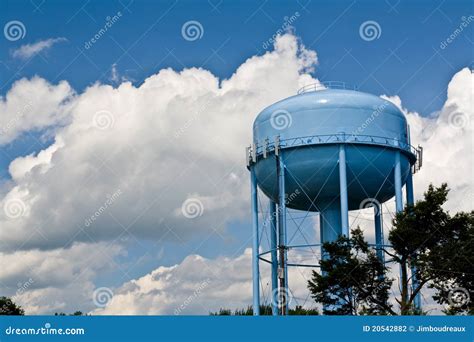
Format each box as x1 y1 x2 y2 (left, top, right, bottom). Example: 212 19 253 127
250 85 417 239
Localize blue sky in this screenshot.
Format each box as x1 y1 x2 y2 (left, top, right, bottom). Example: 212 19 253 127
0 1 471 180
0 0 472 313
1 0 471 108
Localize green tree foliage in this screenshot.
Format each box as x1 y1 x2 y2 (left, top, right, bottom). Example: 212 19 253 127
388 184 473 314
307 228 393 315
0 297 25 315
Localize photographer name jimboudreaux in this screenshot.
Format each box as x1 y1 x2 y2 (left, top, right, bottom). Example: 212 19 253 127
416 325 466 332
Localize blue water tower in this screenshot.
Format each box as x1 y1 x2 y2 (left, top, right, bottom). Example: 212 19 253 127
247 82 422 315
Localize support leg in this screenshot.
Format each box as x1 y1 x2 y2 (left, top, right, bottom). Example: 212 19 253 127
277 155 288 315
250 167 260 316
394 151 403 212
269 200 278 316
339 145 349 237
374 202 384 264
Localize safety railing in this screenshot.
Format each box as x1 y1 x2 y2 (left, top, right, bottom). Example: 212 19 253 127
297 81 357 94
247 133 421 168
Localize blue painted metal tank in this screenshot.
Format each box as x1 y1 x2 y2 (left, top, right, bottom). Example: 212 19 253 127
251 87 416 240
248 84 421 315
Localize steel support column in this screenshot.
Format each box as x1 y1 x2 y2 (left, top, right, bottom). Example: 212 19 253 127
269 200 278 316
339 144 349 237
394 150 403 212
277 155 288 315
250 167 260 315
374 202 384 264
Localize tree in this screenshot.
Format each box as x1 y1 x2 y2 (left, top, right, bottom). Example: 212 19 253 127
387 184 473 314
0 297 25 315
428 211 474 314
307 228 393 315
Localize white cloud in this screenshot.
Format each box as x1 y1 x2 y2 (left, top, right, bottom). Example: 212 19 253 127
382 67 473 212
11 37 67 60
0 76 74 144
0 34 318 251
0 242 123 314
92 248 314 315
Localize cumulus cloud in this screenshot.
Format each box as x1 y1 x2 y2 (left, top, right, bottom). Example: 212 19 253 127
11 37 67 60
0 242 123 314
92 248 314 315
0 34 318 251
0 77 73 144
382 67 473 212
